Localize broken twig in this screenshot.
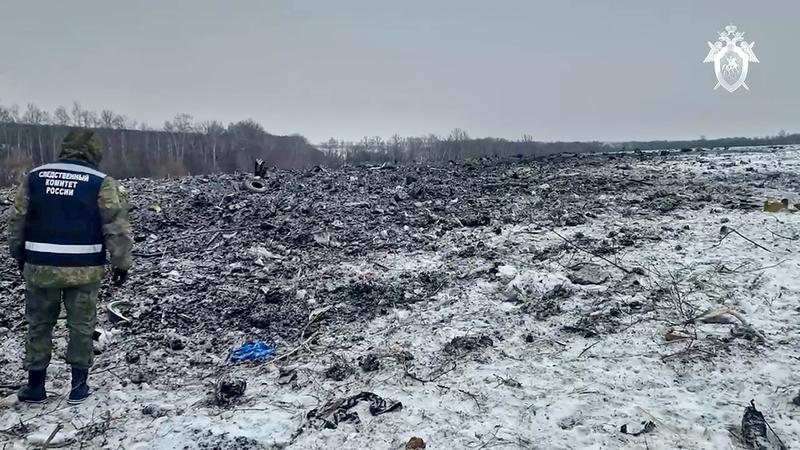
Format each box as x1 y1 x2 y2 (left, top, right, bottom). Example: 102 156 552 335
42 423 63 450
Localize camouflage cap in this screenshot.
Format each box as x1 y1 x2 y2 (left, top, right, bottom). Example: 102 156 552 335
60 129 103 165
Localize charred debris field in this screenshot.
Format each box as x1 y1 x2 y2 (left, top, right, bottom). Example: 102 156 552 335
2 147 800 449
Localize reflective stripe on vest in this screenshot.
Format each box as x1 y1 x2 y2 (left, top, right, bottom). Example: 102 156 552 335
25 242 104 254
32 162 107 179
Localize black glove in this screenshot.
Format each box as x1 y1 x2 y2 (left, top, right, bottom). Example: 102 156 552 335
112 267 129 287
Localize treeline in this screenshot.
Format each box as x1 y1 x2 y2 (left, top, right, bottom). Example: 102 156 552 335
0 101 327 186
319 130 610 164
3 100 798 186
611 131 800 151
320 129 800 164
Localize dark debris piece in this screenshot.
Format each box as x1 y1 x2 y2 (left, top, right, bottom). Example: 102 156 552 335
325 362 355 381
741 400 787 450
562 323 599 338
277 368 297 385
443 335 493 355
620 421 655 436
168 335 186 351
214 376 247 406
358 353 381 372
125 351 141 364
742 401 768 450
406 437 427 449
142 404 168 418
306 392 403 430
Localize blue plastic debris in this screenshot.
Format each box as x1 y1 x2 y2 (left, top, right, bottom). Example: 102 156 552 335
230 341 276 364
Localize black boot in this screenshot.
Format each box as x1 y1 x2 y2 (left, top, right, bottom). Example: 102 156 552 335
17 369 47 403
68 367 91 405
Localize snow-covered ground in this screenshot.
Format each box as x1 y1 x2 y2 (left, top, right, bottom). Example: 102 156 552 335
2 149 800 449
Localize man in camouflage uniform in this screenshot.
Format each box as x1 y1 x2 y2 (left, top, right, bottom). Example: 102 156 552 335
6 130 133 404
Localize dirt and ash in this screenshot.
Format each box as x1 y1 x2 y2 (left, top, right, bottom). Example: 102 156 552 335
1 147 800 449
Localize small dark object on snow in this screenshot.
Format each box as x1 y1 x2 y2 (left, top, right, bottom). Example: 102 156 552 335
259 221 277 231
444 335 493 355
125 351 140 364
215 376 247 406
142 404 167 418
325 362 355 381
564 214 586 227
358 353 381 372
524 333 535 343
306 391 403 430
406 436 426 449
461 213 490 227
277 368 297 385
629 267 646 275
620 420 656 436
396 351 415 362
741 400 787 450
129 370 148 385
107 300 133 323
793 394 800 407
168 335 185 351
262 289 284 304
562 324 598 338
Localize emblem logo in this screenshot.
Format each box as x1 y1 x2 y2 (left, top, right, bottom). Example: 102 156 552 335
703 24 759 92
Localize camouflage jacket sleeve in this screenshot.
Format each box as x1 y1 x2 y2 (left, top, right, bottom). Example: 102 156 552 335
7 179 29 262
98 176 133 270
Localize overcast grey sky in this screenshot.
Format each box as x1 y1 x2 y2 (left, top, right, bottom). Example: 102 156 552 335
0 1 797 143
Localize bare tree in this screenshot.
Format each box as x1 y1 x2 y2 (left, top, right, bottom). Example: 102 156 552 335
446 128 469 160
23 103 48 161
53 106 71 126
72 102 98 128
71 102 84 126
200 120 224 171
111 114 130 130
100 109 116 128
390 134 403 162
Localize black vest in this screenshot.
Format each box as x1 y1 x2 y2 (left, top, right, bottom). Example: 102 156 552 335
24 160 107 267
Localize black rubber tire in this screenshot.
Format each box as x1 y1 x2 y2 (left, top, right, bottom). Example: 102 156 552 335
243 179 268 193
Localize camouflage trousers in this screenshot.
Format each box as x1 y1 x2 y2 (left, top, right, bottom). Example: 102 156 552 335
24 283 99 371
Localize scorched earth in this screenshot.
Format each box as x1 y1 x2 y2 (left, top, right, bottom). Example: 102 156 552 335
1 147 799 449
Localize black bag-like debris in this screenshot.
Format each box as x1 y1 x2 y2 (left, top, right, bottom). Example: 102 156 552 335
307 392 403 429
741 400 787 450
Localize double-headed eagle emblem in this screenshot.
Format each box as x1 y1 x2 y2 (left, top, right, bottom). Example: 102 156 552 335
703 24 759 92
